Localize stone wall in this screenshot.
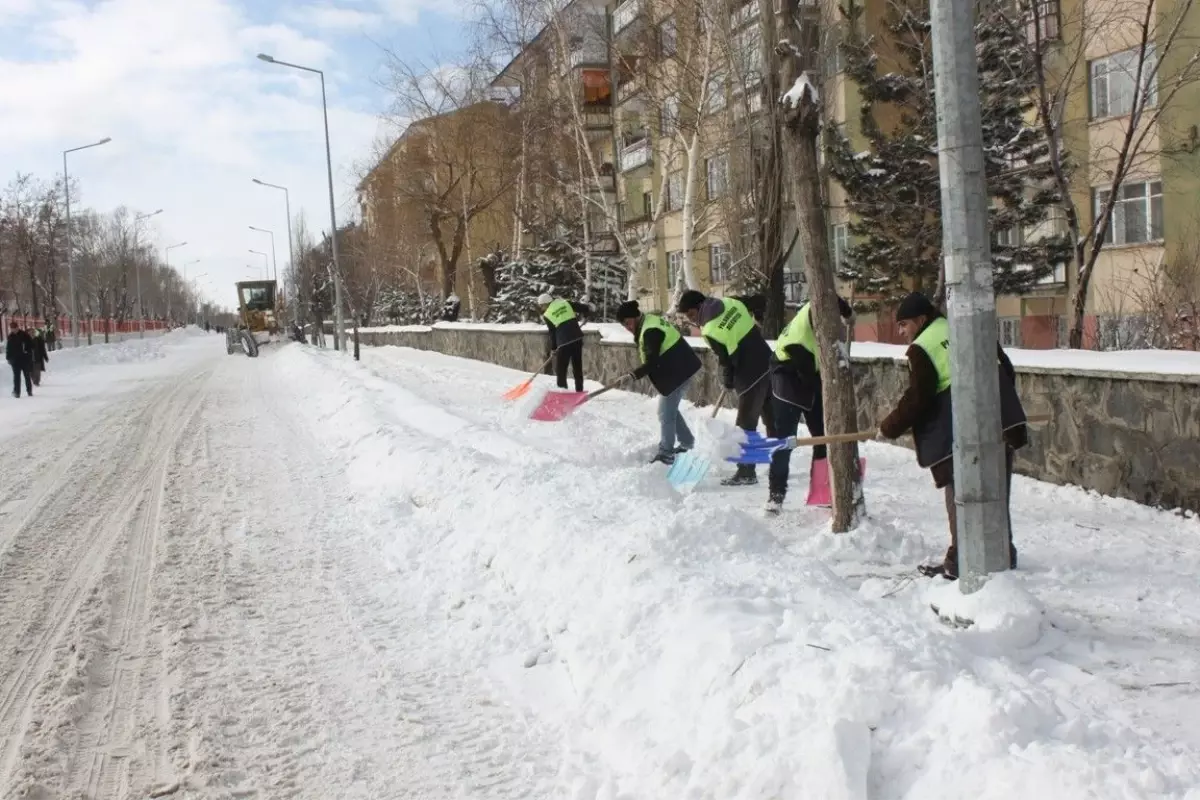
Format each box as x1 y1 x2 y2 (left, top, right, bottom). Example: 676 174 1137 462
357 328 1200 512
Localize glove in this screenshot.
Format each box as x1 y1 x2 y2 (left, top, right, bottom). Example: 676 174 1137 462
722 375 736 391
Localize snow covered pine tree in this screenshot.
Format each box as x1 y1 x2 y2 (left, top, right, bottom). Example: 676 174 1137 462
827 0 1071 306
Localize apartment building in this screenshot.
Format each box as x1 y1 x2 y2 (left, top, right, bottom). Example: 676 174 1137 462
482 0 1198 344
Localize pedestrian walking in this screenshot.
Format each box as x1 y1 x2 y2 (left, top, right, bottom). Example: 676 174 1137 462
676 290 774 486
6 323 35 398
766 296 855 514
31 329 49 386
616 300 702 464
877 292 1028 579
538 294 591 393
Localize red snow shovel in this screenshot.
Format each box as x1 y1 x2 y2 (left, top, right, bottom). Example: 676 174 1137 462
528 376 631 422
502 352 556 401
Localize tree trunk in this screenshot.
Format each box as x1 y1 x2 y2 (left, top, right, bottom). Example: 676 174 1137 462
779 69 865 532
756 0 787 338
680 134 701 292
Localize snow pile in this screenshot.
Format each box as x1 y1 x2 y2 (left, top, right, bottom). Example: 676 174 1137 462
272 344 1200 800
928 572 1046 652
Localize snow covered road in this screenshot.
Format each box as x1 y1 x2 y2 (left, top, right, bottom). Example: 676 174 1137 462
1 333 1198 799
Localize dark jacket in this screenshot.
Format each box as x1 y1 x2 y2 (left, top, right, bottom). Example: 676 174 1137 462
771 297 854 409
6 331 34 367
544 301 591 349
697 295 771 394
632 318 702 396
32 335 49 368
880 316 1028 487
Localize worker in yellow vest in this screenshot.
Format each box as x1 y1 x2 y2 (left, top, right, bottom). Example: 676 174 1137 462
537 294 591 392
879 292 1029 580
767 296 855 514
616 300 703 464
676 289 773 486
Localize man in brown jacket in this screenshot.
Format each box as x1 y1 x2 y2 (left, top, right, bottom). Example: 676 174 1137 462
878 292 1028 579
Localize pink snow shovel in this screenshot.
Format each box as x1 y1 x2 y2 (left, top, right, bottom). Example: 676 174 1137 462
528 376 632 422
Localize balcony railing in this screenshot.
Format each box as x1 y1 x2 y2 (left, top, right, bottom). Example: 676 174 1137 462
588 232 620 254
565 47 607 72
613 0 643 34
617 72 643 104
619 138 651 172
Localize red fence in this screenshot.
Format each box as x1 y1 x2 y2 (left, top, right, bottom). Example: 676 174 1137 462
0 314 171 341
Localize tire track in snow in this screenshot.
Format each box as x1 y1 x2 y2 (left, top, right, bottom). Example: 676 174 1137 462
0 366 212 796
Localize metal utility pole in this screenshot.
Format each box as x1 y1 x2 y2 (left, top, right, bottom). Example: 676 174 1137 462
249 226 278 282
62 137 112 347
165 241 187 323
133 209 163 338
257 53 345 351
929 0 1009 592
250 249 269 279
252 178 295 325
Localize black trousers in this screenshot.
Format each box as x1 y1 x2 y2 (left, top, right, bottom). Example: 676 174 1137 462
732 377 775 474
768 392 825 496
11 363 32 397
555 340 584 392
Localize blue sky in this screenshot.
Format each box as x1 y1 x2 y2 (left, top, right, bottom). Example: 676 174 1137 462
0 0 470 308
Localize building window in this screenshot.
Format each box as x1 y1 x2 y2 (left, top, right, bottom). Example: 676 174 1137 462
709 243 731 284
998 317 1022 348
831 224 849 270
783 270 804 304
661 93 679 136
642 190 653 218
1023 0 1060 43
1036 262 1068 285
706 154 728 199
668 250 684 287
659 17 677 57
1090 46 1157 119
705 70 727 113
1094 181 1163 245
668 172 684 211
732 22 762 78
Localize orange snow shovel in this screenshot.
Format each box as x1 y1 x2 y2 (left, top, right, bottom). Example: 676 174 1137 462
502 352 557 401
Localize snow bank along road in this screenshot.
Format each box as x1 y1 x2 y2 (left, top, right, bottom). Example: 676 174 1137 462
1 332 1198 799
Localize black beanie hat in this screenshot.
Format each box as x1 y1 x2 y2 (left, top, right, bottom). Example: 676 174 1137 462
894 292 939 322
615 300 640 321
676 290 706 314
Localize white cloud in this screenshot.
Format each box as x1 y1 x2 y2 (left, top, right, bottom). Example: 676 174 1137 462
0 0 385 308
287 3 384 32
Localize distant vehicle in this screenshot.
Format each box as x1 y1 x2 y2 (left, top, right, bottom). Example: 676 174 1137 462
226 280 281 358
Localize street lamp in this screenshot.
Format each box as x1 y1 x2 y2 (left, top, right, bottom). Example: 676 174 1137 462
188 273 209 326
249 226 278 283
133 208 163 338
252 178 295 328
63 136 112 347
257 52 345 352
250 249 269 279
165 242 187 323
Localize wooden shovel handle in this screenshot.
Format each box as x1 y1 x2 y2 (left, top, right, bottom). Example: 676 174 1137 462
709 389 728 419
792 430 877 447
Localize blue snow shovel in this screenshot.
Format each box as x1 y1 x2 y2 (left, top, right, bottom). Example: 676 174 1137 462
665 390 727 490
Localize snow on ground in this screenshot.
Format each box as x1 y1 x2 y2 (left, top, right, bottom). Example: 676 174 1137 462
1 337 1197 799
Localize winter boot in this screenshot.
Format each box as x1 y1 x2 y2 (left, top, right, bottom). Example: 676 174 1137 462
720 464 758 486
650 451 676 465
764 491 785 516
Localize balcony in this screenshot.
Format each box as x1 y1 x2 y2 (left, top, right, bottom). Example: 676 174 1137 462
564 47 607 73
588 232 620 254
613 0 643 35
619 137 651 172
582 108 613 134
617 72 644 105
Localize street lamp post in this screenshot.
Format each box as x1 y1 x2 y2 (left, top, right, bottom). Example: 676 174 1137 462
250 249 269 279
133 209 163 338
257 53 345 352
252 178 295 326
249 226 278 282
165 242 187 324
63 137 112 347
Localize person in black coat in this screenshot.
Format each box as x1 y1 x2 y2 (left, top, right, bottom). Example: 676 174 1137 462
677 290 774 486
617 300 703 464
538 294 592 392
6 324 35 398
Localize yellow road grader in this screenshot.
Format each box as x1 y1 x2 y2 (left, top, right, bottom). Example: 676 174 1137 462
226 280 281 358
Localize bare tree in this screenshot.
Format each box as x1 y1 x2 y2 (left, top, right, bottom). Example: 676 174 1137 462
776 36 865 531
